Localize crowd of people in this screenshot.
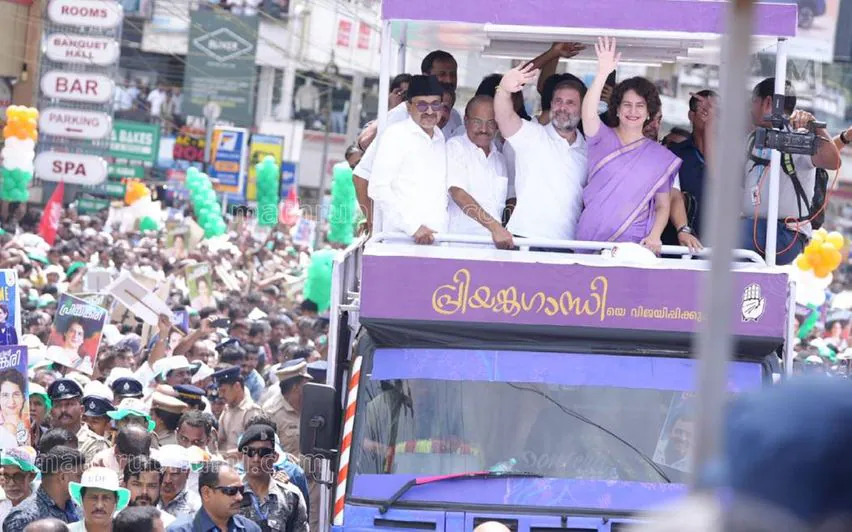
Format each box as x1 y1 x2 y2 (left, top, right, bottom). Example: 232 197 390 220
0 204 328 532
347 39 850 264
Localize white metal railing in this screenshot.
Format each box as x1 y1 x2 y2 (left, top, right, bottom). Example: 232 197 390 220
369 232 767 265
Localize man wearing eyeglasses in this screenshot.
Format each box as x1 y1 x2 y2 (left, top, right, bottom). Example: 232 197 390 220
0 448 38 525
238 424 307 532
166 461 260 532
447 95 513 249
369 75 450 245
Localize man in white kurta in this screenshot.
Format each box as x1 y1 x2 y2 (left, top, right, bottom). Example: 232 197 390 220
446 95 513 249
368 75 450 244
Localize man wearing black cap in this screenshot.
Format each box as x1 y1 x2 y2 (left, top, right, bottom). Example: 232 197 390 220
368 74 449 244
174 385 207 411
238 423 308 532
47 379 109 466
213 366 263 457
111 377 144 401
81 395 115 439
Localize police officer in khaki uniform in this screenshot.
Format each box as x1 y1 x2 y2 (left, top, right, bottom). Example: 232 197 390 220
151 391 188 447
47 379 110 465
214 366 263 457
262 360 312 457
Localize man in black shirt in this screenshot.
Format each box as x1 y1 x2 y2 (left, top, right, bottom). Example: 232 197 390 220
662 90 718 252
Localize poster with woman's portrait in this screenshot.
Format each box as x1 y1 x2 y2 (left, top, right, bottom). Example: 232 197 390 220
185 263 215 309
45 294 109 375
0 345 29 448
0 270 21 347
167 227 190 259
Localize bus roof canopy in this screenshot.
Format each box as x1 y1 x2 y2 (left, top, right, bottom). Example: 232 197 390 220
383 0 797 64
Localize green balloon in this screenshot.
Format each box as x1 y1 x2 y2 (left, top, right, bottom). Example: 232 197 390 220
139 216 159 231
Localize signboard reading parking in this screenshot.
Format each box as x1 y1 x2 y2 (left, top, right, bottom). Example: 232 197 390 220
39 108 112 140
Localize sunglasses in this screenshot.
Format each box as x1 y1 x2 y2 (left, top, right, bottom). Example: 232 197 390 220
242 447 275 458
214 485 245 497
413 101 444 113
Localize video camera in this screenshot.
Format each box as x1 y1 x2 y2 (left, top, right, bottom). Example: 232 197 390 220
753 94 825 156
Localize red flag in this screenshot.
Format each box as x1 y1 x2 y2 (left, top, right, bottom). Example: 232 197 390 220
38 181 64 245
280 186 300 226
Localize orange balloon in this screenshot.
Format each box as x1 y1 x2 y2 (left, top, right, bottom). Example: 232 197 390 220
822 244 842 271
795 254 812 271
814 266 830 278
30 130 37 142
2 126 11 139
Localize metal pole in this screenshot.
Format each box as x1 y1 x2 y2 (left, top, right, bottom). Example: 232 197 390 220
690 0 756 487
397 22 408 74
377 21 392 132
764 38 789 267
346 73 365 143
315 89 333 248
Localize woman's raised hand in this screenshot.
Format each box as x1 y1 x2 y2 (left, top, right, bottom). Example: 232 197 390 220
595 36 621 75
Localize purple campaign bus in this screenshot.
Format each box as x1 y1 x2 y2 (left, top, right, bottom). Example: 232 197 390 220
300 2 798 531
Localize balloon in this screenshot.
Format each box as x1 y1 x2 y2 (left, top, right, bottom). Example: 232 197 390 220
139 216 159 231
827 231 845 250
795 254 812 271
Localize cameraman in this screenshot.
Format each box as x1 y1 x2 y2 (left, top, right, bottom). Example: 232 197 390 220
741 78 841 265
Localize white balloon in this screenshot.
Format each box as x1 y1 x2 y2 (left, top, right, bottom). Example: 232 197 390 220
3 137 34 152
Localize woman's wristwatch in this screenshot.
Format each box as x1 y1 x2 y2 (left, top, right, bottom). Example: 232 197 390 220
677 225 694 235
841 130 851 145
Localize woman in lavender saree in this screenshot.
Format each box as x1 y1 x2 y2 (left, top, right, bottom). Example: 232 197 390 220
576 37 682 255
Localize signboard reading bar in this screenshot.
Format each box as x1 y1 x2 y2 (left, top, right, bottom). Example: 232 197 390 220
40 71 114 103
183 9 258 126
360 255 789 339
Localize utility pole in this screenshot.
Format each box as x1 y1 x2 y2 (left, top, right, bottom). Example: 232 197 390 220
315 56 338 248
346 73 365 143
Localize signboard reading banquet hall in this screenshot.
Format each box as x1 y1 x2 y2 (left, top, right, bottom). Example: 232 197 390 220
182 9 258 127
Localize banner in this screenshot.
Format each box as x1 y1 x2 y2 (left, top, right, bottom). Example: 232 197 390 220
173 133 205 163
209 127 249 197
280 161 297 198
247 134 284 201
110 120 160 164
360 256 790 339
0 271 20 347
0 345 29 448
45 294 108 375
182 9 259 126
185 263 215 309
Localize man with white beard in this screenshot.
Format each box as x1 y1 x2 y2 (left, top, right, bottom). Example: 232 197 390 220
494 64 588 243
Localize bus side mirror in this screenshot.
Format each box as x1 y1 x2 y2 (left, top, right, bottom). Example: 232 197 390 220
299 383 340 459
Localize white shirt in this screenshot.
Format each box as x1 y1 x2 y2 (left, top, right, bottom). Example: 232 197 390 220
147 89 166 117
742 146 816 236
355 103 462 182
447 134 508 237
505 120 588 239
368 117 449 235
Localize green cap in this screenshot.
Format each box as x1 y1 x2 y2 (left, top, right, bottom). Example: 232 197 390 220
65 261 86 278
1 447 38 473
29 382 52 410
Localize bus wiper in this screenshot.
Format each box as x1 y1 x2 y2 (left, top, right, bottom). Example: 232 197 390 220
508 383 672 483
378 470 542 514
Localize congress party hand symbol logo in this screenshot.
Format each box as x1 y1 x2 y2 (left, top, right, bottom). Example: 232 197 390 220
741 283 766 322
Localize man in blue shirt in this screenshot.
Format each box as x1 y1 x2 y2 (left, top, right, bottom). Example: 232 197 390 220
662 89 717 252
167 461 260 532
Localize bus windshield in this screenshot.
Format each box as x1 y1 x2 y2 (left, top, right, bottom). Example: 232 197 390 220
353 349 762 485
